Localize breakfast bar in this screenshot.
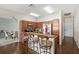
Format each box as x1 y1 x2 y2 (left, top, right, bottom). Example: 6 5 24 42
23 32 57 54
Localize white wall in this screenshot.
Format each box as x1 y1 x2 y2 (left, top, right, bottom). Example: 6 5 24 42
0 16 18 31
59 10 63 45
0 16 19 45
74 8 79 48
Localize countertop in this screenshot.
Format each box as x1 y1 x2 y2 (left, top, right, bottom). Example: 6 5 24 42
25 32 57 39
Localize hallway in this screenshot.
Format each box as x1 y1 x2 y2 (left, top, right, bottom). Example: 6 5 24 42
56 37 79 54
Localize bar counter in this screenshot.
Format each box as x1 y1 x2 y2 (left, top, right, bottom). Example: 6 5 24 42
25 32 57 39
24 32 57 54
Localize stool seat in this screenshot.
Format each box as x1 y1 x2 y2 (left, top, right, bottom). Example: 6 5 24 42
40 40 52 48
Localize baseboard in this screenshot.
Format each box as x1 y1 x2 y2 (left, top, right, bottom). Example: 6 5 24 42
74 39 79 49
0 39 18 46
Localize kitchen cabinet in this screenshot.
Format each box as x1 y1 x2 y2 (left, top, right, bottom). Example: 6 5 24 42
52 20 59 35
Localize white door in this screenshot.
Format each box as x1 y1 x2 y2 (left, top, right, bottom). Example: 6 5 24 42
64 16 73 37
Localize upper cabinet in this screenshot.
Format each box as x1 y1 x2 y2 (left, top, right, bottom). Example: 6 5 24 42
20 20 28 29
33 22 43 28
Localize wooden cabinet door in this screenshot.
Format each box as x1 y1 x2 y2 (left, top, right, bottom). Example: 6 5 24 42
52 20 59 35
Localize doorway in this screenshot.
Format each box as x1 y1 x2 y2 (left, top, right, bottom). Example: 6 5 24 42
64 16 74 37
62 16 78 54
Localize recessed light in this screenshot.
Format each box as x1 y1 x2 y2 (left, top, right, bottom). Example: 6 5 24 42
30 12 40 17
44 6 54 13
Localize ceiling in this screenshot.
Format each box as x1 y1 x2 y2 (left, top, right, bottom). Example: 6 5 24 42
0 4 78 17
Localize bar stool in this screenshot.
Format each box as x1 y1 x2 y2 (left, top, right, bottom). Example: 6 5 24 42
23 34 28 43
27 34 39 52
27 34 34 48
32 35 39 52
39 37 52 54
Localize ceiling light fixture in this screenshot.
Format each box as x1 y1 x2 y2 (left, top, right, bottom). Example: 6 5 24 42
30 12 40 17
44 6 54 13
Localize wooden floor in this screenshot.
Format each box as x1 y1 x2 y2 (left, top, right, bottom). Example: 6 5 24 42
0 37 79 54
56 37 79 54
0 42 38 54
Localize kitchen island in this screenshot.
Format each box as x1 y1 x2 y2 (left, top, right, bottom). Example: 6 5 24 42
21 32 58 54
